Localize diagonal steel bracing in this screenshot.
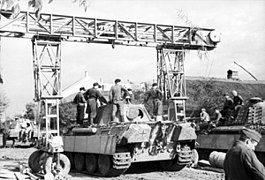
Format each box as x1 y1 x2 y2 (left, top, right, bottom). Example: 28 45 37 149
0 9 219 50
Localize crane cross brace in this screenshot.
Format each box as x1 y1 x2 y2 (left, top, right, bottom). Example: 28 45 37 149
0 10 218 49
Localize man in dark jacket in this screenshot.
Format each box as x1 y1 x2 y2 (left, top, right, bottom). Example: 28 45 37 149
224 128 265 180
84 82 108 126
222 94 234 123
144 83 163 121
73 87 86 125
232 90 244 119
109 79 127 123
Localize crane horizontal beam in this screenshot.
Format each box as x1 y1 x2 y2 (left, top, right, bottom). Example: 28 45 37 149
0 10 219 50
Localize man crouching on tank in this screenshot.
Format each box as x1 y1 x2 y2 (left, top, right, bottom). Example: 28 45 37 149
224 128 265 180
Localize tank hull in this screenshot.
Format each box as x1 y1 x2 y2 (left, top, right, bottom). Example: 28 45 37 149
62 104 197 176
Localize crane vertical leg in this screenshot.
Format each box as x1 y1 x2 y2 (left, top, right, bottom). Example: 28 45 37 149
32 36 62 147
0 36 3 84
31 36 69 178
157 46 188 121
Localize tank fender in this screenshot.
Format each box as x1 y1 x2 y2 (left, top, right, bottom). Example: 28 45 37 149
171 124 197 141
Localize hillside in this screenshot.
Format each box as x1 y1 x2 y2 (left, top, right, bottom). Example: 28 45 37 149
186 77 265 116
59 77 265 121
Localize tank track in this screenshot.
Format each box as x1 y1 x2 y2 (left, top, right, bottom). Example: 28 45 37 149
100 167 128 177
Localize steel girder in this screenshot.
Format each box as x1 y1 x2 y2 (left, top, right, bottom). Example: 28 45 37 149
0 9 219 50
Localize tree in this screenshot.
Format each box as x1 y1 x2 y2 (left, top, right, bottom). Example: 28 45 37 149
23 102 37 120
59 102 76 125
0 0 90 19
0 88 9 116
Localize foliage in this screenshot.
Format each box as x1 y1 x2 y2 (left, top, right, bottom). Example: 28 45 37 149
0 89 9 116
0 0 90 19
132 79 265 118
59 102 76 125
23 102 37 120
186 79 265 117
186 80 225 116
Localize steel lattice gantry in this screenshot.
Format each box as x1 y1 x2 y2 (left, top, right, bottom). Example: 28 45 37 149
0 9 219 50
0 9 220 123
0 9 221 178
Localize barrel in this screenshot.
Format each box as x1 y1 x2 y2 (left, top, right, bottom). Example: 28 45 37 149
209 151 226 169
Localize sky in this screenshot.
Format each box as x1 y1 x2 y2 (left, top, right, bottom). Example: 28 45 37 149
0 0 265 117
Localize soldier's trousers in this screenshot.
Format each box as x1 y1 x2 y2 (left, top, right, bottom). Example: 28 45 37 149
153 99 163 116
86 98 98 125
76 105 85 124
112 101 124 122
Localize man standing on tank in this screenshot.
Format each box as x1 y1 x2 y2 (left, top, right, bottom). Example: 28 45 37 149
144 83 163 121
232 90 244 119
224 128 265 180
222 93 234 124
84 82 108 126
109 79 128 123
73 87 86 125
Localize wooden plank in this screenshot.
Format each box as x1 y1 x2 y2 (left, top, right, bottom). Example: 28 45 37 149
14 172 27 180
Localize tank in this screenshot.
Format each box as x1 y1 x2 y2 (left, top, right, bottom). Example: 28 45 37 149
196 97 265 166
1 118 38 147
62 103 197 177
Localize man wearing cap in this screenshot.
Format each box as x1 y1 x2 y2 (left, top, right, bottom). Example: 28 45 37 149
224 128 265 180
73 87 86 125
109 79 128 123
144 83 163 120
84 83 108 126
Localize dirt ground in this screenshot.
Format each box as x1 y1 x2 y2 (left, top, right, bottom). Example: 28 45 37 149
0 147 225 180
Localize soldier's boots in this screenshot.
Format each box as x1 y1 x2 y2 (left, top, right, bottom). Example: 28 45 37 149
89 118 95 126
120 116 125 123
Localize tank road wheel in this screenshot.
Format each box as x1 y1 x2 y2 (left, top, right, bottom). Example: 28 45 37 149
43 154 71 176
98 155 112 176
85 154 97 174
190 149 199 167
28 150 47 173
74 153 85 171
159 159 185 171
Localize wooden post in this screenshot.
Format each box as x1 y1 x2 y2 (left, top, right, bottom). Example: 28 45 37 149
0 36 3 84
0 9 3 84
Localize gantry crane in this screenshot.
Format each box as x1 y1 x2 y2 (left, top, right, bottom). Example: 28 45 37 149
0 9 220 178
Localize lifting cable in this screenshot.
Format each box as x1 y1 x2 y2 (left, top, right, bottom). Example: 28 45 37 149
207 49 217 78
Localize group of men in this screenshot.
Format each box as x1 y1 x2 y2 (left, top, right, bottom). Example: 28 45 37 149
73 80 265 179
73 80 163 126
198 90 265 179
73 78 129 126
222 91 265 180
222 90 244 122
199 90 244 127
